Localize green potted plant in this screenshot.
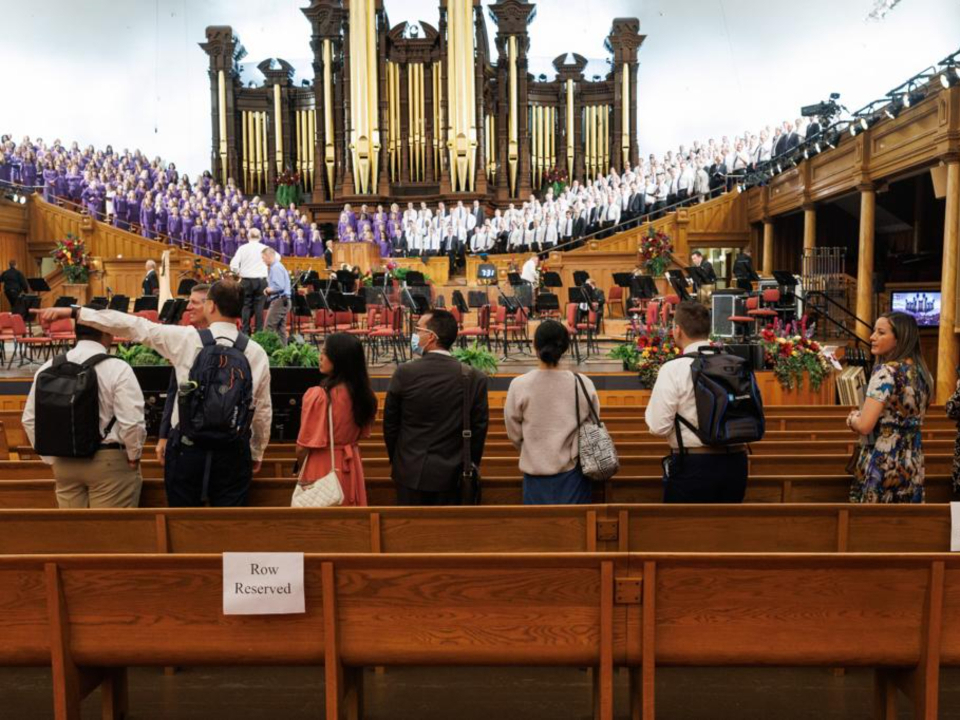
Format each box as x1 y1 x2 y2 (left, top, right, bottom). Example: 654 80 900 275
609 343 641 371
452 342 499 376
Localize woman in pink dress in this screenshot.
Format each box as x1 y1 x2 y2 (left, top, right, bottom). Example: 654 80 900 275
296 333 378 506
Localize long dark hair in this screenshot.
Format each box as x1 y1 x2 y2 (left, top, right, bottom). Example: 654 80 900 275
321 333 378 428
878 311 934 401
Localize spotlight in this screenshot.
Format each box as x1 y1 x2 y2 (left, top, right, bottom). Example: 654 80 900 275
848 123 859 138
903 87 925 107
538 73 547 82
884 97 904 119
824 128 841 149
859 116 870 131
940 66 958 88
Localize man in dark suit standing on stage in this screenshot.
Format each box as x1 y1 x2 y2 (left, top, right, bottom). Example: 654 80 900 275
383 309 489 505
142 260 159 296
690 250 717 290
0 260 28 312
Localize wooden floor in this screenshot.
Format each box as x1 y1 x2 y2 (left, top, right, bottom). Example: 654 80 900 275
3 665 960 719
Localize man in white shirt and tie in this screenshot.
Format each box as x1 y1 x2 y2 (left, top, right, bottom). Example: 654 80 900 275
645 302 748 503
229 227 270 334
22 320 147 508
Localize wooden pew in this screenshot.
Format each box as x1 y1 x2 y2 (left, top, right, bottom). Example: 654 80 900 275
0 473 955 509
0 504 955 556
1 552 954 719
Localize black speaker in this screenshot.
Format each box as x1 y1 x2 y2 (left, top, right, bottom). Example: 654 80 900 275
711 293 745 338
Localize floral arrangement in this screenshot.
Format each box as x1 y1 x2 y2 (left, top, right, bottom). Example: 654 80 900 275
51 233 93 284
275 170 301 187
543 166 569 196
190 258 230 284
633 328 682 387
759 320 831 391
637 226 673 277
275 170 302 207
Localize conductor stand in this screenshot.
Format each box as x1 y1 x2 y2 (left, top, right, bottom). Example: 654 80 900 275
665 270 693 302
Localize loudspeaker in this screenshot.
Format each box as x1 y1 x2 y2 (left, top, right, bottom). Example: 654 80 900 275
711 293 744 338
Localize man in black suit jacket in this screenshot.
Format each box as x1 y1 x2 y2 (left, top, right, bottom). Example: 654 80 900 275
142 260 159 296
383 309 489 505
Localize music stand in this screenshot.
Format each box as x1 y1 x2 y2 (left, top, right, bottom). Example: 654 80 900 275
405 271 426 286
572 270 590 287
159 298 188 324
53 296 76 308
176 278 198 296
541 271 562 289
535 292 560 315
335 270 357 293
507 272 524 288
733 257 759 283
305 292 325 311
612 273 633 289
371 272 386 286
15 294 41 321
108 295 129 313
326 291 349 312
343 295 367 315
686 266 711 288
27 278 50 294
771 270 799 289
665 270 692 302
134 296 160 312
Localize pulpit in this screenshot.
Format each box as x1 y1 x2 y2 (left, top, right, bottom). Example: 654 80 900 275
330 242 382 274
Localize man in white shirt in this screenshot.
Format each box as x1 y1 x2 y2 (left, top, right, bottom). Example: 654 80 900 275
520 254 540 285
645 301 748 503
22 321 146 508
229 227 269 334
37 280 273 507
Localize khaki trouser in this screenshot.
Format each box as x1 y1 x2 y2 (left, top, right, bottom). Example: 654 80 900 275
52 449 142 508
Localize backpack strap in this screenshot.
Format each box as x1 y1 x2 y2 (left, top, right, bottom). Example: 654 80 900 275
233 332 249 352
460 363 474 481
79 353 119 440
198 328 215 347
52 353 69 367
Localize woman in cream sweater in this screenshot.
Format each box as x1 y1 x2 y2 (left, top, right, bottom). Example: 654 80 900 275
504 320 600 504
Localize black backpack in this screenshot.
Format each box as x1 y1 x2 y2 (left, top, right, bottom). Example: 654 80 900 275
672 347 765 450
177 329 254 445
34 354 118 457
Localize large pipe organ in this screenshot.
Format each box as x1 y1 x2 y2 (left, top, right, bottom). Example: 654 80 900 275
200 1 643 214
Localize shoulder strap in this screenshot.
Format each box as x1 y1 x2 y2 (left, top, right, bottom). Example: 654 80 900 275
198 328 215 347
52 353 69 368
233 332 249 352
461 363 473 479
79 353 117 370
326 388 336 469
574 373 600 425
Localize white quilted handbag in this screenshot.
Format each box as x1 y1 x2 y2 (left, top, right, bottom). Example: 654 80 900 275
291 398 345 508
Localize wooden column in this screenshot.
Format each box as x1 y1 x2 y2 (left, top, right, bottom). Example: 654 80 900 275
803 204 816 253
855 185 876 344
761 220 774 276
936 160 960 403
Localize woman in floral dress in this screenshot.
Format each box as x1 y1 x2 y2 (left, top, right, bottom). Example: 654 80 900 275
847 312 932 503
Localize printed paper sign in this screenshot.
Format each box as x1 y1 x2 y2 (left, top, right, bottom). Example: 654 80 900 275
223 552 305 615
952 503 960 552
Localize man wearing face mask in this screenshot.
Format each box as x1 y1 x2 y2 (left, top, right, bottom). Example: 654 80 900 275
383 309 489 505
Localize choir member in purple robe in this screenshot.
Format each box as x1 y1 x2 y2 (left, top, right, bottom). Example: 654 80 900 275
153 202 167 238
65 166 83 202
278 229 292 257
179 209 193 246
205 219 221 259
113 194 128 230
264 229 279 252
140 194 155 239
125 192 141 232
54 173 68 202
293 229 309 257
342 227 358 244
309 225 324 257
221 227 237 259
166 210 181 244
337 204 357 241
20 154 38 188
377 231 391 258
188 218 205 256
80 184 100 218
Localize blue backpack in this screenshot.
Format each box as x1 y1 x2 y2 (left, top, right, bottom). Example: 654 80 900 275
178 329 254 444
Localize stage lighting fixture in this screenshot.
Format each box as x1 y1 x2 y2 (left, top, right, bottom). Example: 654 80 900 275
848 123 859 138
903 87 925 107
859 116 870 131
884 97 903 119
941 66 958 88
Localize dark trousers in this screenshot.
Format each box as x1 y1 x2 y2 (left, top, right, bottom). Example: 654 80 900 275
4 289 19 312
164 430 253 507
662 451 748 503
395 483 461 506
240 277 267 335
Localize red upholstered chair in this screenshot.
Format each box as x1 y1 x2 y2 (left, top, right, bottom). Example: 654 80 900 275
48 318 76 353
9 313 51 367
303 309 334 343
748 289 780 326
368 306 406 363
457 304 491 350
644 300 661 329
660 294 680 326
133 310 159 323
729 295 759 340
563 302 583 364
0 312 14 364
607 285 624 318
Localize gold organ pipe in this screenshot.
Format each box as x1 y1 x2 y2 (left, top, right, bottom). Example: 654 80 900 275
274 84 283 177
323 39 335 199
241 111 249 193
603 104 610 173
296 110 303 185
308 109 316 193
217 70 228 187
536 105 544 187
248 111 257 192
262 112 269 192
349 0 380 194
253 111 263 193
418 64 426 182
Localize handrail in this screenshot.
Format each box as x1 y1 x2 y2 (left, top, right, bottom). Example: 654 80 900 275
800 290 872 353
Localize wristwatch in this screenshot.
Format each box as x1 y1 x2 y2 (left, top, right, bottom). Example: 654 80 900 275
70 304 81 321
